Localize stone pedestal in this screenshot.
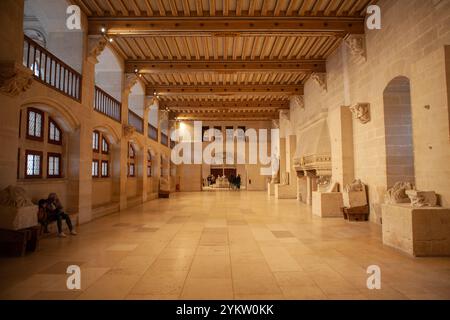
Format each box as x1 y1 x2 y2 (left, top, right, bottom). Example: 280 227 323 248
275 183 297 199
343 190 367 208
267 182 276 196
382 204 450 257
312 192 344 218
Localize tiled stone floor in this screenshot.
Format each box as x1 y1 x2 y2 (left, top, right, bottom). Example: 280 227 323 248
1 191 450 300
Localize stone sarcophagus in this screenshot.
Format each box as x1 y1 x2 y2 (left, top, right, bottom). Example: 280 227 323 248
382 182 450 256
343 179 368 208
0 186 38 230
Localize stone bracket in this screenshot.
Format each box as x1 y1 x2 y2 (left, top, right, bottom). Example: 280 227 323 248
349 103 371 124
0 62 33 97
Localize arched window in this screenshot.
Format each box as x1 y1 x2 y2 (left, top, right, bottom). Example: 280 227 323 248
18 107 64 179
102 137 109 154
92 131 111 178
128 143 136 177
48 118 62 144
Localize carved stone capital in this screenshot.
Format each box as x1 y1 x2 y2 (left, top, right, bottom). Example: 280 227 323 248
279 109 290 121
344 34 366 63
123 124 136 139
311 73 327 92
271 119 280 129
160 109 169 121
124 73 138 94
349 103 371 124
291 95 304 109
0 62 33 97
87 37 108 64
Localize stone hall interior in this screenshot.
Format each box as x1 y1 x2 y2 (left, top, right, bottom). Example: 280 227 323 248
0 0 449 300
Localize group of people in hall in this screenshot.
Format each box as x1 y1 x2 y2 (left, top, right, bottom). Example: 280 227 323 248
228 174 241 190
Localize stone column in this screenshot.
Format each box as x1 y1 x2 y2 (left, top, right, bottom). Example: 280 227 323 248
140 97 151 202
328 105 355 188
305 172 318 206
118 74 138 210
0 0 32 190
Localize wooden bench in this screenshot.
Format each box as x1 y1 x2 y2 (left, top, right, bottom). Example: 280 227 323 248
342 205 370 222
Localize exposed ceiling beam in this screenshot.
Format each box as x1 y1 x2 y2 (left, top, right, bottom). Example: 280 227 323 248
160 100 289 110
88 17 365 36
147 84 303 95
171 112 281 121
127 59 326 73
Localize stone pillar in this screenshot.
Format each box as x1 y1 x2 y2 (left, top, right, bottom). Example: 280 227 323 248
0 0 32 190
328 106 355 188
118 74 137 210
72 38 103 223
140 97 151 203
305 172 317 206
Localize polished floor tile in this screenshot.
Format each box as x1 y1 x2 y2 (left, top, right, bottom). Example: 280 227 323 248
1 191 450 300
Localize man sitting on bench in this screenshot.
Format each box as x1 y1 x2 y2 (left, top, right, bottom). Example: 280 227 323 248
42 193 77 238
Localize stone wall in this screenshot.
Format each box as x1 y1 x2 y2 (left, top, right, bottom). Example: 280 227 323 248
292 0 450 223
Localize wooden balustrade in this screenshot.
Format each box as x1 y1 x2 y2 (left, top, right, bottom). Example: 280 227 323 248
128 110 144 133
94 86 122 122
23 35 82 101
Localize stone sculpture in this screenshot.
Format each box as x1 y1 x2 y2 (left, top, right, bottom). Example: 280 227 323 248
385 182 415 204
0 185 34 208
405 190 438 207
343 179 367 208
160 176 170 192
344 179 365 193
0 185 37 230
349 103 371 124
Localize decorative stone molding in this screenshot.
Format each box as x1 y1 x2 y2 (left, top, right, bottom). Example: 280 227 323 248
0 185 34 208
279 109 290 121
88 37 108 64
344 34 366 63
294 153 332 177
349 103 371 124
123 124 136 139
160 110 169 121
271 119 280 129
124 73 139 93
311 73 327 92
291 95 305 109
0 62 33 97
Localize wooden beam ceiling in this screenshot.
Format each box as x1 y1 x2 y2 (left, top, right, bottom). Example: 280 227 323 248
78 0 374 121
147 84 303 95
88 16 364 36
160 99 289 110
126 59 326 73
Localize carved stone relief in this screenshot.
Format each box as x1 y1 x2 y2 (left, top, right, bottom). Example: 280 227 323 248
385 182 415 204
123 124 136 139
0 62 33 97
344 34 367 63
88 37 108 64
311 73 327 92
349 103 371 124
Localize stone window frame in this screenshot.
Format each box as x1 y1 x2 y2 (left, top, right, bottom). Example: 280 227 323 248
25 149 43 179
48 117 62 145
47 152 62 178
26 107 45 142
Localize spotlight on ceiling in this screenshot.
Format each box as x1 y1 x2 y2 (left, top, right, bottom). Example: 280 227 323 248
100 27 106 33
108 38 113 43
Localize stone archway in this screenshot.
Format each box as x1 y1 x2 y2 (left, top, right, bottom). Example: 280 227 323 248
383 76 415 188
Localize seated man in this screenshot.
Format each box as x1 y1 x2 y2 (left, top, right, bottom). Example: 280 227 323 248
46 193 77 237
37 199 49 233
